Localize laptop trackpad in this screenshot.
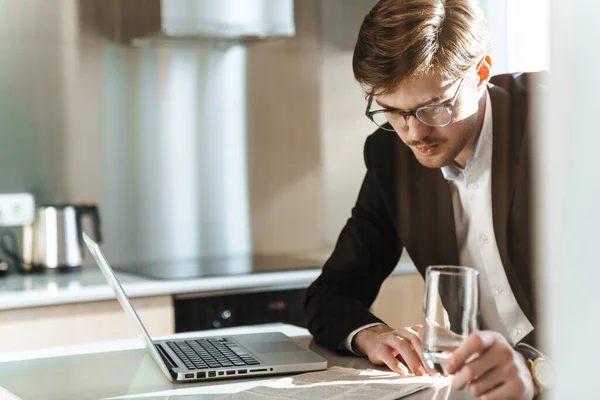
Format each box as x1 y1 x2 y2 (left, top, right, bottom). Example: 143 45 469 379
247 341 304 354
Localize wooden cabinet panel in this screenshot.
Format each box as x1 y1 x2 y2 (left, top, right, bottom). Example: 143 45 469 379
0 295 174 353
370 273 425 329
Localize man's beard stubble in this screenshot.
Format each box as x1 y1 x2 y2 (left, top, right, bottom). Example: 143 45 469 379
409 116 478 169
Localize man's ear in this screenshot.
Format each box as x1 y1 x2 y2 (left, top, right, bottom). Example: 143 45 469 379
476 54 493 90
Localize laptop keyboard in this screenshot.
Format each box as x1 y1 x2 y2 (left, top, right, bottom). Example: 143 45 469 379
166 337 260 370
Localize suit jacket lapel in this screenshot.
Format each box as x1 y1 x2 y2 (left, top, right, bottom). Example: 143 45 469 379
490 84 514 269
394 139 459 271
489 83 530 314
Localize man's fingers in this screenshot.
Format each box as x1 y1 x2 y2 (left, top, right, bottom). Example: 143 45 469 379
396 327 422 353
446 331 499 374
451 342 512 389
377 347 409 375
396 327 437 376
381 334 425 376
466 380 526 400
464 364 508 398
412 325 423 335
362 325 445 377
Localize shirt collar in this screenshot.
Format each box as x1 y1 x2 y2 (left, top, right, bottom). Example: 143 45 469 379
441 90 493 181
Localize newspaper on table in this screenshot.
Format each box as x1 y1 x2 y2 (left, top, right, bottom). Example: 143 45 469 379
219 366 451 400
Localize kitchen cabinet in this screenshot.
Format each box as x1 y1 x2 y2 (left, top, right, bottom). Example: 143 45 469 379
175 288 307 332
370 272 425 329
0 295 173 354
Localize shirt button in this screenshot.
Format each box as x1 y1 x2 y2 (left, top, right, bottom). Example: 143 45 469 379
479 234 490 244
468 182 479 190
512 328 523 338
494 288 505 295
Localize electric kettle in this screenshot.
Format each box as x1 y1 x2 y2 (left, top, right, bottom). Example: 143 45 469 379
0 204 102 271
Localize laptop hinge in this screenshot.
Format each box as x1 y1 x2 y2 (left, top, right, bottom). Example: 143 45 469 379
155 343 178 369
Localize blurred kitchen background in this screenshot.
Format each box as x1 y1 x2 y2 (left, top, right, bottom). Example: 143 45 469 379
0 0 376 266
0 0 406 351
0 0 561 362
2 1 600 398
0 0 549 267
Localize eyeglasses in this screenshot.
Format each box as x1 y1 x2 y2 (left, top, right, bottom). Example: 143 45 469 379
365 76 467 132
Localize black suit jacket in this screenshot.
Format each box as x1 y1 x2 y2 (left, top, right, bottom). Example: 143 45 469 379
304 72 546 351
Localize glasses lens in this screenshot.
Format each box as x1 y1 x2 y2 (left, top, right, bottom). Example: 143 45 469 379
416 106 452 127
372 112 403 132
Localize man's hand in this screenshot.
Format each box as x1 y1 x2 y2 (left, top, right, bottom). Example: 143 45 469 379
446 331 536 399
353 324 437 376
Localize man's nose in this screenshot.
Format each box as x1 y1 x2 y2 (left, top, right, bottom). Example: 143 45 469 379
405 116 433 143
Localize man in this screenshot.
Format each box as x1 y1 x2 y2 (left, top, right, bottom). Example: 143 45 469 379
305 0 552 399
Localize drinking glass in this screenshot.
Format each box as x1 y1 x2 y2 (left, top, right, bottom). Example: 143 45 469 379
421 266 479 374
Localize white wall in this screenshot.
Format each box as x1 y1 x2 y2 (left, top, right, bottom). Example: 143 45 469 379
319 0 379 247
479 0 550 74
535 0 600 398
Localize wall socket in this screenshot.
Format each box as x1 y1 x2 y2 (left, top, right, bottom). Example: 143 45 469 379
0 193 35 227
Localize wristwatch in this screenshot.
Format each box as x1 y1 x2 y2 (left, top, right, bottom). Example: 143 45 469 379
515 343 556 392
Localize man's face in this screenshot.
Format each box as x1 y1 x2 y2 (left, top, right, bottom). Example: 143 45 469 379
375 74 481 169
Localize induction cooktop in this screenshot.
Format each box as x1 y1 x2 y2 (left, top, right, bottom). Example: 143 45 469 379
113 253 327 280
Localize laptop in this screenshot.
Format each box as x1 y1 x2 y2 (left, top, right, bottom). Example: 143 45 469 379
83 233 327 382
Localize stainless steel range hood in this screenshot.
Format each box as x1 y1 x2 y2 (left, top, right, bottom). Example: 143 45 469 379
96 0 295 43
160 0 295 40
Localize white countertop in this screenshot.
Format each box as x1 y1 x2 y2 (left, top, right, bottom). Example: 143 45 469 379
0 255 417 311
0 323 317 400
0 323 462 400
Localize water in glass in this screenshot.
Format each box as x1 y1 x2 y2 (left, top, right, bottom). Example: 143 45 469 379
421 266 479 374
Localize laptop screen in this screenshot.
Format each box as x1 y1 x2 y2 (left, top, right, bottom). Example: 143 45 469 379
83 233 173 381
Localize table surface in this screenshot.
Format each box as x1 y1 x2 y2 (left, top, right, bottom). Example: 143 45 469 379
0 323 477 400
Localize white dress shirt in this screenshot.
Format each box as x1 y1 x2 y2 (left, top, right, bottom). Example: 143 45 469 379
441 91 533 344
344 90 533 354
